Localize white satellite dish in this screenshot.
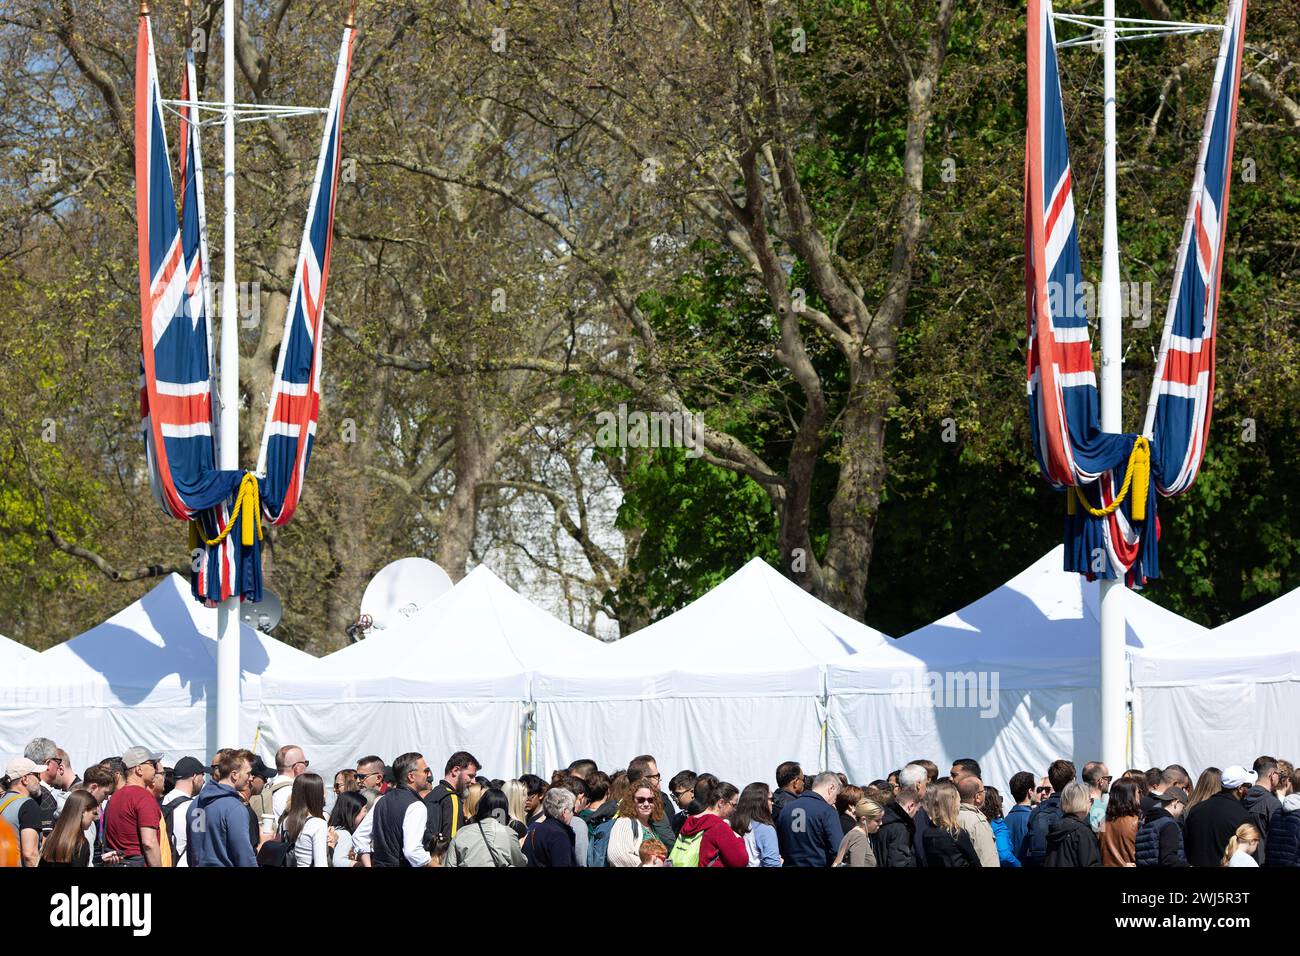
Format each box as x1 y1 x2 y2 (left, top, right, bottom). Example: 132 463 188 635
358 557 453 635
241 586 283 633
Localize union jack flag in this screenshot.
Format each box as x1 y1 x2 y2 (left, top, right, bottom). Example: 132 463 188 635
1145 0 1246 496
1025 0 1147 581
1025 0 1246 585
256 26 355 525
136 11 245 600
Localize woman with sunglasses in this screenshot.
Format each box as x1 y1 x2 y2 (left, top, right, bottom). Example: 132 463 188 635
607 783 665 866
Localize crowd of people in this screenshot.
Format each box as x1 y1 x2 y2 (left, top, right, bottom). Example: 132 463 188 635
2 735 1297 868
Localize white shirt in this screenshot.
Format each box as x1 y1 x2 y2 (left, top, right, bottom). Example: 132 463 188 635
353 795 376 854
163 792 197 867
351 792 429 866
271 775 294 819
294 816 329 867
1228 849 1259 867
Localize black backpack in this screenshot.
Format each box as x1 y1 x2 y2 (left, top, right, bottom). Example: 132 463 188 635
162 794 193 862
256 822 297 867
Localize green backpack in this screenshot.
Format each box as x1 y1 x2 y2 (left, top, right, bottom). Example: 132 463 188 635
667 828 703 868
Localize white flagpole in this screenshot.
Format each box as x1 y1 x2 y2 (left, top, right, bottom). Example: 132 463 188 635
1098 0 1127 774
216 0 240 751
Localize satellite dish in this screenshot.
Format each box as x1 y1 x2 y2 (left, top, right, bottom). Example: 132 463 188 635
358 557 453 635
241 587 283 634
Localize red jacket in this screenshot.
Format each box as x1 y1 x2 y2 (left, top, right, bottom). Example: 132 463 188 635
678 812 749 868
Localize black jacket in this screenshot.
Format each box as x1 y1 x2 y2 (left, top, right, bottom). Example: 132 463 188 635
523 816 577 867
1044 814 1102 867
922 827 980 867
1022 793 1063 866
1264 804 1300 867
1135 807 1188 867
771 787 799 823
424 782 463 843
912 806 934 867
1242 786 1281 863
1185 790 1250 867
877 801 917 867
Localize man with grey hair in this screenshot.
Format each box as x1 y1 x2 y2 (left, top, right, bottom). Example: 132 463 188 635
523 786 578 866
22 737 60 837
898 762 935 866
776 771 843 867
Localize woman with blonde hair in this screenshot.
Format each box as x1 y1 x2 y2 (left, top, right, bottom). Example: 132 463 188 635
920 781 979 867
503 779 529 838
834 797 884 867
463 783 486 825
1044 781 1102 867
1223 823 1261 867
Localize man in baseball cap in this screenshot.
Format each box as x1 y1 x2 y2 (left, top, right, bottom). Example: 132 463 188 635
163 757 207 867
1 757 45 866
101 746 163 867
1185 765 1254 867
1135 786 1189 867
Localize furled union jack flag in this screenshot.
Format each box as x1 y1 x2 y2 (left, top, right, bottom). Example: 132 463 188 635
136 11 249 601
1024 0 1246 586
256 26 355 527
136 9 355 604
1146 0 1246 497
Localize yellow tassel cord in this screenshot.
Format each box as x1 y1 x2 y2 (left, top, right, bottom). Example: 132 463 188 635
1068 436 1150 520
191 473 264 548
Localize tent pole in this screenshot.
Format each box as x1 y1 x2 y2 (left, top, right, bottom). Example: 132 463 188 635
215 0 240 751
1098 0 1127 779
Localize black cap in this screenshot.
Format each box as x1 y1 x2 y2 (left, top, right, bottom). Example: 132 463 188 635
173 756 207 780
249 756 276 780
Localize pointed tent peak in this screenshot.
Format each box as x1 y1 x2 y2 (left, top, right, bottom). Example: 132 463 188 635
0 634 34 664
610 553 890 669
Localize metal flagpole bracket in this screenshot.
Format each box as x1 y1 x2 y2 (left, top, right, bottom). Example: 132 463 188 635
1053 13 1223 50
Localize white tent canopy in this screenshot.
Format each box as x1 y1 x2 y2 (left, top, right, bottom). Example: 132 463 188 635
1131 584 1300 772
0 574 312 766
0 634 35 668
260 565 603 780
532 557 905 785
827 547 1208 789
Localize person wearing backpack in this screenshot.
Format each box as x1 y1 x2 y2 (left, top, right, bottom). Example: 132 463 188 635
605 782 664 866
187 749 258 867
1 757 46 867
675 781 748 867
1021 759 1075 867
161 756 205 868
280 772 329 866
446 789 527 867
251 746 303 836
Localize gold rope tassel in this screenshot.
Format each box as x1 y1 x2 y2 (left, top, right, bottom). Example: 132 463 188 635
1069 436 1151 520
190 473 264 548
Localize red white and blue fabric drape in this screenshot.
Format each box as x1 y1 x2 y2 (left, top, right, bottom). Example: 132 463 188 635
137 12 249 601
1024 0 1245 585
1145 0 1246 496
136 13 354 604
256 26 355 527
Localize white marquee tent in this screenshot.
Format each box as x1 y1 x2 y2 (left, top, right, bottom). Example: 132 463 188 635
259 565 604 779
0 574 312 765
0 634 35 668
532 557 909 785
1130 585 1300 772
827 547 1209 788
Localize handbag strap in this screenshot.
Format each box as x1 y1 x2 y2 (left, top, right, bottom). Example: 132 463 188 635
478 822 507 868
